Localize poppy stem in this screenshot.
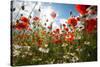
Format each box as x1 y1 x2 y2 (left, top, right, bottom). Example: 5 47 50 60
70 11 73 17
28 2 38 18
15 1 24 21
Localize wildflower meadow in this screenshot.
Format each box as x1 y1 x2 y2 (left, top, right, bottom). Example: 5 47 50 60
11 1 97 66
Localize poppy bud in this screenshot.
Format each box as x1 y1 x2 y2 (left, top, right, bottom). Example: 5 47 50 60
29 16 32 18
11 8 16 12
63 24 66 27
20 14 23 16
44 23 47 26
21 5 25 10
20 16 29 22
38 8 41 12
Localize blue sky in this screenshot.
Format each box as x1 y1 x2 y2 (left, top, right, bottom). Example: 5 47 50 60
48 3 79 19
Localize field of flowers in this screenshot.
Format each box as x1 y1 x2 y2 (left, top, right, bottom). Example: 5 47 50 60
11 1 97 66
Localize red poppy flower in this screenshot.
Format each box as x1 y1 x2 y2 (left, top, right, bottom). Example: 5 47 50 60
78 46 81 49
27 27 32 31
55 39 62 44
16 22 29 30
64 27 69 32
20 16 29 22
85 18 97 33
67 17 77 26
75 5 90 15
53 30 56 33
46 19 48 22
37 39 43 47
50 11 56 19
56 28 60 33
52 38 62 44
48 26 52 29
41 30 46 35
64 32 75 42
33 16 40 22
